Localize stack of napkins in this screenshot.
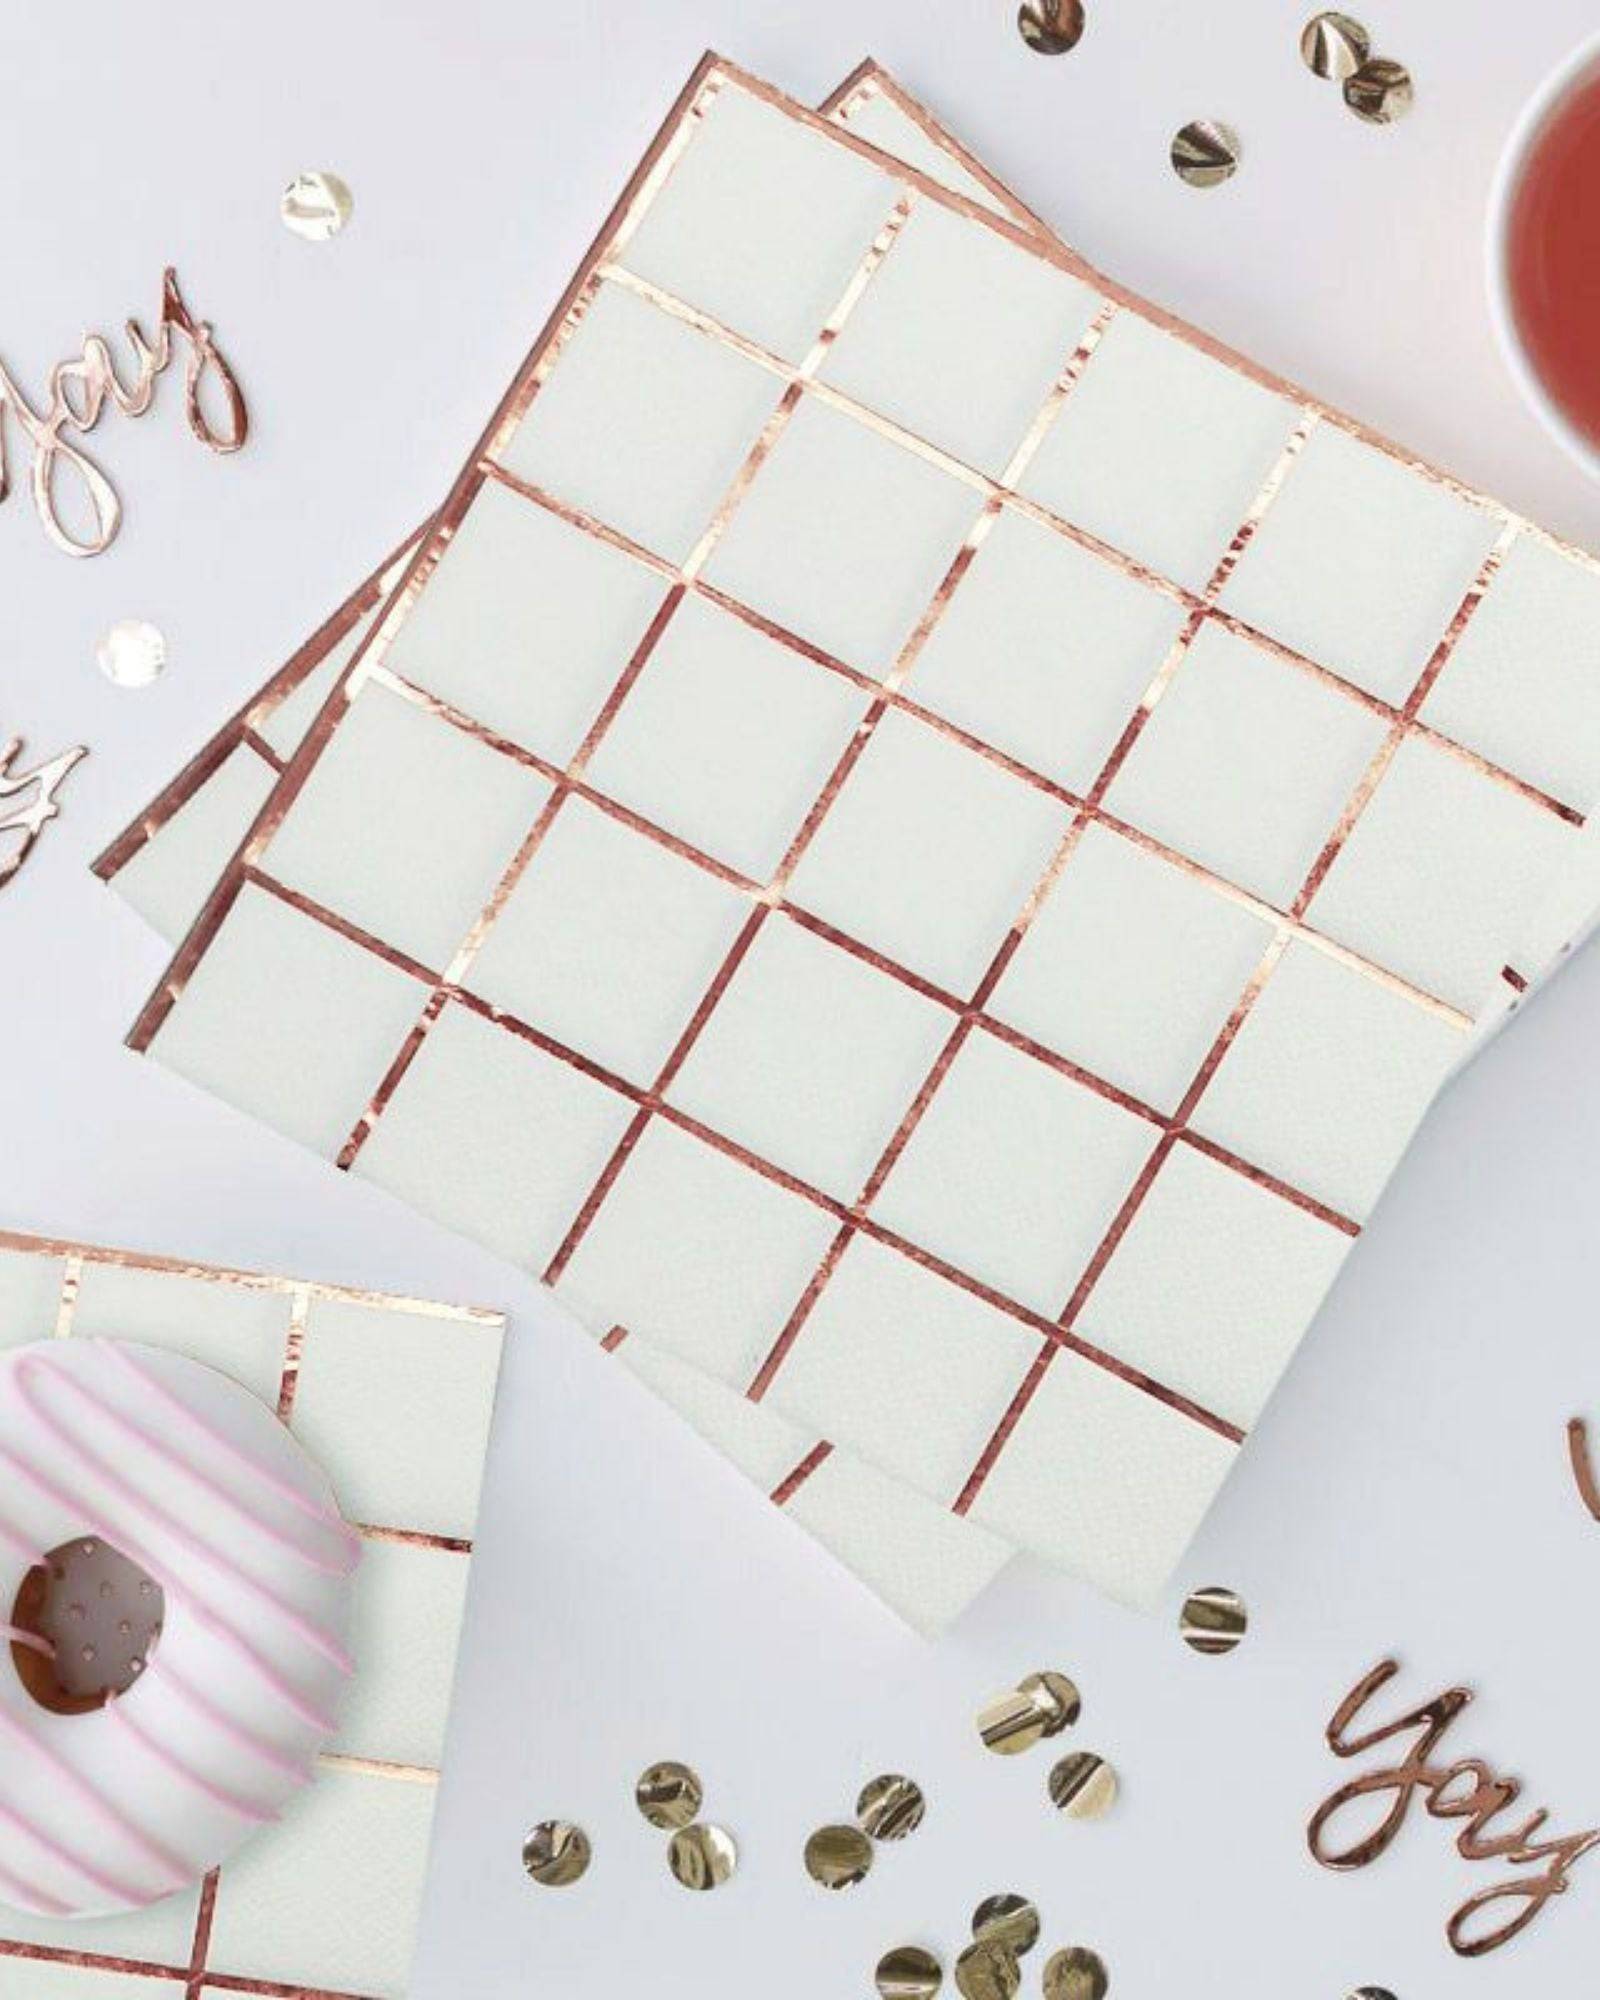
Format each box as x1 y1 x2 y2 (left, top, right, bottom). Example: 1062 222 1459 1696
101 59 1600 1633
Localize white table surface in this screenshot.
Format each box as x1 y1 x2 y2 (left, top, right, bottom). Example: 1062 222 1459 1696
7 3 1600 1994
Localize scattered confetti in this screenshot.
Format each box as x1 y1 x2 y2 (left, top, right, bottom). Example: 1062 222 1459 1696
96 620 167 689
805 1822 875 1889
666 1821 738 1890
1180 1585 1249 1655
635 1760 704 1830
522 1820 591 1887
1017 0 1085 54
977 1671 1081 1755
1344 55 1413 123
876 1944 944 1999
1170 120 1242 188
281 171 355 241
857 1772 927 1841
1048 1751 1118 1819
971 1893 1040 1956
1300 12 1371 80
1042 1945 1110 2000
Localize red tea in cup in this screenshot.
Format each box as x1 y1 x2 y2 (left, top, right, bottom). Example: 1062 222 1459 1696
1505 70 1600 452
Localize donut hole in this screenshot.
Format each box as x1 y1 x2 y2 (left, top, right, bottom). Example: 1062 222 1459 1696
9 1537 166 1717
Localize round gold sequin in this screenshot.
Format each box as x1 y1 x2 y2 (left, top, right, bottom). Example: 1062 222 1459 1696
281 171 355 241
1042 1946 1109 2000
804 1822 875 1889
96 620 166 689
977 1670 1081 1755
1170 121 1242 189
1017 0 1085 55
522 1820 591 1887
971 1893 1040 1956
1048 1751 1119 1819
876 1944 944 1999
1343 57 1413 124
954 1937 1022 2000
856 1772 926 1842
1348 1991 1398 2000
666 1822 737 1890
635 1761 704 1830
1019 1670 1081 1732
1180 1585 1248 1655
1299 12 1371 81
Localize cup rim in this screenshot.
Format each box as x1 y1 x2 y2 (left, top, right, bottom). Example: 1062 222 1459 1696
1487 30 1600 480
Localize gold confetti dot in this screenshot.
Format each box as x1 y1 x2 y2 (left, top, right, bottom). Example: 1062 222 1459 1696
1042 1945 1109 2000
522 1820 591 1887
805 1822 874 1889
954 1937 1022 2000
1299 11 1371 80
1343 56 1413 123
876 1944 944 1999
1048 1751 1118 1819
666 1822 737 1890
1348 1990 1399 2000
281 171 355 241
1170 120 1242 189
857 1772 926 1841
1017 0 1085 54
971 1893 1040 1956
977 1670 1081 1755
1180 1586 1248 1655
635 1761 704 1830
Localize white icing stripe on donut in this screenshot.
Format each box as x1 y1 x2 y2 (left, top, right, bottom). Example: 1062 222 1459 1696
32 1346 355 1579
104 1699 278 1825
98 1342 360 1567
0 1791 151 1912
0 1854 74 1919
11 1356 355 1675
142 1654 310 1783
0 1624 52 1661
0 1699 192 1890
0 1452 339 1733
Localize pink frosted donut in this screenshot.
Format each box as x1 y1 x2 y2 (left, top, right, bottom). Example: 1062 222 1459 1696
0 1337 359 1918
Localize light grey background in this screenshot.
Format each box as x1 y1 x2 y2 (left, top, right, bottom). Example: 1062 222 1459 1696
5 3 1600 1994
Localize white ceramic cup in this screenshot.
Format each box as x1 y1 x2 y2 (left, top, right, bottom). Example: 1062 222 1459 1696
1487 30 1600 480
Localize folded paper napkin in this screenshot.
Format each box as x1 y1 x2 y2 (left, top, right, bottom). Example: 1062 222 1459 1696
114 56 1600 1616
0 1229 503 2000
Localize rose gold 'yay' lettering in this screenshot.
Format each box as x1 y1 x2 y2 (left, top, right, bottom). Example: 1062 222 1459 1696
0 268 247 557
1308 1659 1600 1957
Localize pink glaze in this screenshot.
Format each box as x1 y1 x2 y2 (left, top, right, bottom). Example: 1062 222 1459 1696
36 1346 356 1577
0 1854 74 1920
0 1698 192 1889
0 1449 339 1733
100 1341 360 1562
104 1697 277 1825
143 1653 310 1783
0 1793 151 1913
12 1354 354 1674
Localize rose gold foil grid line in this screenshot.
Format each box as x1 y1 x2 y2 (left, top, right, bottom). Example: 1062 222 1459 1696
708 56 1600 586
317 1752 439 1786
951 520 1521 1507
0 1937 388 2000
329 193 921 1175
770 1440 835 1506
274 1283 313 1423
741 404 1327 1411
583 260 1582 827
182 1867 220 2000
458 473 1471 1031
51 1255 82 1339
0 1230 504 1331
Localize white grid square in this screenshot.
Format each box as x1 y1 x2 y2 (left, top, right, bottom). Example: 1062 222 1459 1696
819 196 1104 474
968 1350 1237 1606
152 884 432 1160
1077 1144 1352 1428
1102 619 1390 906
556 1119 840 1382
1305 735 1577 1013
990 823 1276 1113
261 683 552 972
871 1028 1159 1314
464 798 752 1083
769 1235 1040 1500
353 1001 635 1276
496 280 781 563
382 478 670 765
1220 423 1504 704
1419 531 1600 811
618 82 900 361
787 709 1070 992
701 395 980 674
584 594 869 880
1192 941 1464 1221
110 744 278 949
1021 311 1302 589
904 506 1188 792
665 916 953 1200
